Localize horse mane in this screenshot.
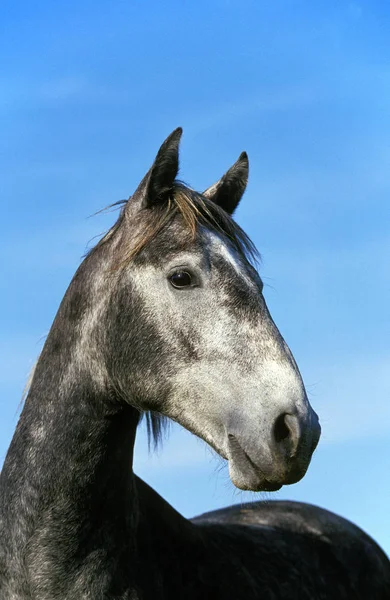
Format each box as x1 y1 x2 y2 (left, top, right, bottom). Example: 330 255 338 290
93 182 260 269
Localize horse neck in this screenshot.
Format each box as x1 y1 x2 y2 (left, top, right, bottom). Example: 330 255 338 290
0 309 141 593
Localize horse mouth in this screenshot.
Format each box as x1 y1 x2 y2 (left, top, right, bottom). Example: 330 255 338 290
227 434 283 492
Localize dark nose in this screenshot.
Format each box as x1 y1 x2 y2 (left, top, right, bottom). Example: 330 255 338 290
273 411 321 458
273 413 301 458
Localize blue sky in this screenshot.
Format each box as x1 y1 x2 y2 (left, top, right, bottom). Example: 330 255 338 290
1 1 389 554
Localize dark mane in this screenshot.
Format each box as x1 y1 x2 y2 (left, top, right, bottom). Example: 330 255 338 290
92 182 260 269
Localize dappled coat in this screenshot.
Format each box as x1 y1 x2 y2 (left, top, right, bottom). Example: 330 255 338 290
0 129 389 599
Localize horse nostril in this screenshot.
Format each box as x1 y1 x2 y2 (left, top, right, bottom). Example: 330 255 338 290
273 413 301 458
273 413 291 444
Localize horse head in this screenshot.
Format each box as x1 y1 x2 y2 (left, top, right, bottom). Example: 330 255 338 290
85 128 320 492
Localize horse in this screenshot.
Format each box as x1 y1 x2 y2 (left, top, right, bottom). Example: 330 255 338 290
0 128 388 599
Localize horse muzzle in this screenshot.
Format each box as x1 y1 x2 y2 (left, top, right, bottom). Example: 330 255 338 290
226 410 321 492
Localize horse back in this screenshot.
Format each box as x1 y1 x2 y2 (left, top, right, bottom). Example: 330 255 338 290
192 500 390 599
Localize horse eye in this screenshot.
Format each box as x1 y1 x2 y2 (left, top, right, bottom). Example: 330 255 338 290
169 271 193 289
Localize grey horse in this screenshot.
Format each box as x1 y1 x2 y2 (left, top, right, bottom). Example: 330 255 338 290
0 129 388 599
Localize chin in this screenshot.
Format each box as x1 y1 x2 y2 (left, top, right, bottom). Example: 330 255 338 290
230 474 283 493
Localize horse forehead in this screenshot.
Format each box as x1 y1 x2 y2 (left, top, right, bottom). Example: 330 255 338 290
205 231 254 285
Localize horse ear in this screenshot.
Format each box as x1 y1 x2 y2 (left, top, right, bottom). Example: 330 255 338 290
146 127 182 206
203 152 249 215
127 128 182 213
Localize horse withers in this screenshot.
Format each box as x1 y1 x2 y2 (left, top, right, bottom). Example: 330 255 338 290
0 128 388 599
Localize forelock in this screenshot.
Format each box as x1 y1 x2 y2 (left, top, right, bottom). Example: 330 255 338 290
90 182 260 270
